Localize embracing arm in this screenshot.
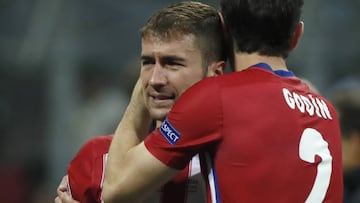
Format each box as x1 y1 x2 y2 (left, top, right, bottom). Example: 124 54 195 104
102 80 179 202
103 142 179 203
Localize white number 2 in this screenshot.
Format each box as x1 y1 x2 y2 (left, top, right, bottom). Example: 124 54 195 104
299 128 332 203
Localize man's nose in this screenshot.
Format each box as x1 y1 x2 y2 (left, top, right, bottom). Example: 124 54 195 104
149 64 167 86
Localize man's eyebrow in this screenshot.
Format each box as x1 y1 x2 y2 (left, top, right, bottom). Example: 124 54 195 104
140 55 153 61
140 55 186 62
162 55 186 62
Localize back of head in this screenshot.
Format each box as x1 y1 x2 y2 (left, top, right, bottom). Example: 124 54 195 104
220 0 304 58
140 1 228 67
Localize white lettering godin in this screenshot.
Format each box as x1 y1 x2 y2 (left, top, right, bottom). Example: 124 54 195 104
282 88 332 120
161 122 180 143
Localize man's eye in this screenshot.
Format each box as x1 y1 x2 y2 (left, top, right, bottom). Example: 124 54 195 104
142 60 154 66
168 62 178 66
167 61 183 66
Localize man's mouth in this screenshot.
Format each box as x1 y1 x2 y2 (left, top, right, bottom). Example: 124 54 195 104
149 94 175 106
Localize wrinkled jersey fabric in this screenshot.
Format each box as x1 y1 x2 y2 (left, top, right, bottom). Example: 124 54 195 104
68 135 206 203
145 64 343 203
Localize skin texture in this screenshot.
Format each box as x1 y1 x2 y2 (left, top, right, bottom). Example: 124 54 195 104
56 1 227 202
54 33 224 203
141 34 204 120
55 176 78 203
102 49 304 203
102 32 224 202
101 13 306 203
103 1 344 202
141 34 215 121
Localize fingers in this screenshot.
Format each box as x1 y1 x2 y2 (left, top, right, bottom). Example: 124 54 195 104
55 175 80 203
55 175 68 203
54 196 62 203
57 175 69 192
55 190 80 203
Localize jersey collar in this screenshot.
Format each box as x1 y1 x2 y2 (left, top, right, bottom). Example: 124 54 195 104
252 63 295 77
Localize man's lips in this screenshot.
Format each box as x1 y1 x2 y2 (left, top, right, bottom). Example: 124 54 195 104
148 93 175 106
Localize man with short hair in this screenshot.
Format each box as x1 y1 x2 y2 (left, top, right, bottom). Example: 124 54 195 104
102 0 343 202
55 1 228 203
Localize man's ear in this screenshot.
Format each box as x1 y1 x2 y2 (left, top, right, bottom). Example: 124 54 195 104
290 21 304 51
207 61 225 77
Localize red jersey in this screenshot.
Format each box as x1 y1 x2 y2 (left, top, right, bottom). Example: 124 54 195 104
144 63 343 203
67 135 206 203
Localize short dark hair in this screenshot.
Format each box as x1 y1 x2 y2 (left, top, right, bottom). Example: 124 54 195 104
140 1 228 68
220 0 304 58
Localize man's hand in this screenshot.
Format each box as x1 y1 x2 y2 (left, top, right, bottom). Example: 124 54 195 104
102 78 155 202
54 175 80 203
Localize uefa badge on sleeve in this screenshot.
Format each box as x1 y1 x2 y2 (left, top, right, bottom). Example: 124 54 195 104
160 118 181 145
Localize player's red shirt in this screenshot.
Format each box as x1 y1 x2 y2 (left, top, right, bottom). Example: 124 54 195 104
67 135 206 203
144 63 343 203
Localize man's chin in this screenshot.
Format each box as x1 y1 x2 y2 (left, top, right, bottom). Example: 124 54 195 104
148 108 170 121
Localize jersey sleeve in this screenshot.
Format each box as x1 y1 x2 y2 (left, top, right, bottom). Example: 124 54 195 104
67 135 112 203
144 78 223 170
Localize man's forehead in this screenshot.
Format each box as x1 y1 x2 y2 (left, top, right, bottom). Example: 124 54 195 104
141 33 199 55
142 32 197 46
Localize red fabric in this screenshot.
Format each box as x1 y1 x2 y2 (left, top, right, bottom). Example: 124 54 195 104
68 135 112 203
68 135 203 203
145 66 343 203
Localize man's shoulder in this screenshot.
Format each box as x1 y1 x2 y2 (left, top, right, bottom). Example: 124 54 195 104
67 135 113 203
67 134 113 186
71 135 113 164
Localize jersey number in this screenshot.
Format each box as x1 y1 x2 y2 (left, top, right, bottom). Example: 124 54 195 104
299 128 332 203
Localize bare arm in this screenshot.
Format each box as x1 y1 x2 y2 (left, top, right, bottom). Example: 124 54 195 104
102 79 179 202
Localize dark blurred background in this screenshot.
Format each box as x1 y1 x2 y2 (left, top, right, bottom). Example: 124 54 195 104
0 0 359 202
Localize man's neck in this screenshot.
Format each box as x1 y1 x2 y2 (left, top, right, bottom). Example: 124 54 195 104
233 52 288 72
156 120 162 128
